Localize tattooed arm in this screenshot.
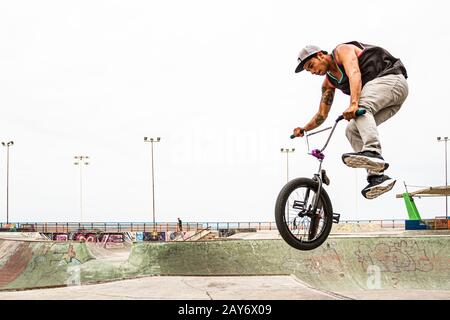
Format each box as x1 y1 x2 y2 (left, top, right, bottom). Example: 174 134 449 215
293 79 335 137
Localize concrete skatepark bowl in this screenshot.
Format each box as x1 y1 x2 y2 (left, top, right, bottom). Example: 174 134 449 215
0 231 449 300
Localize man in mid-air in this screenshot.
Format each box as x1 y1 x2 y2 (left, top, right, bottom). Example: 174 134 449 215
293 41 408 199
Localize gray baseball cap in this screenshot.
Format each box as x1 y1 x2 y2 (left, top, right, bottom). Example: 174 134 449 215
295 45 327 73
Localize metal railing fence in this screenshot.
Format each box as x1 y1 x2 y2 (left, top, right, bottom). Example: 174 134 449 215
0 219 409 233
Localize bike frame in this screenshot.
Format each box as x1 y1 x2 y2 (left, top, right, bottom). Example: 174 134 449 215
304 114 350 213
288 109 365 224
277 109 366 246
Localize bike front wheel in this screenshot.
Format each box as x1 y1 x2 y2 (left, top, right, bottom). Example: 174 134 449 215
275 177 333 251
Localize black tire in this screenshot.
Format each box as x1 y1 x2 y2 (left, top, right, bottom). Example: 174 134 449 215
275 177 333 251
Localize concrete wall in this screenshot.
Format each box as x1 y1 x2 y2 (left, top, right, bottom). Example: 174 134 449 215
126 237 450 291
1 236 449 292
0 240 93 290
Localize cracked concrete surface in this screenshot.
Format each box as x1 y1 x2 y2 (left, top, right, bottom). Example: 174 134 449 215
0 276 339 300
1 275 448 300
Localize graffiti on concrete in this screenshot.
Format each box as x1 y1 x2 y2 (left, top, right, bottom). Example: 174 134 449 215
0 242 33 287
74 233 98 243
144 232 166 241
28 244 81 271
355 240 434 273
60 244 81 265
0 242 85 288
100 233 124 248
45 232 126 248
45 231 167 243
302 246 345 275
54 234 68 241
168 231 188 241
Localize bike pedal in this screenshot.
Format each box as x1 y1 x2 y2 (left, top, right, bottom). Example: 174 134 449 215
293 200 306 210
332 213 340 224
321 169 330 185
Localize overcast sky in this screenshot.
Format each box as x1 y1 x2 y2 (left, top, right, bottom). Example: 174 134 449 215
0 0 449 223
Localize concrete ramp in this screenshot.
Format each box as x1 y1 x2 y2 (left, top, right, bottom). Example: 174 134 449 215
0 235 449 296
126 237 450 292
0 239 93 290
85 242 131 262
0 232 49 240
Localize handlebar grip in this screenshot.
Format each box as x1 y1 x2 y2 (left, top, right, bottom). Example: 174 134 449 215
290 128 305 139
336 108 366 122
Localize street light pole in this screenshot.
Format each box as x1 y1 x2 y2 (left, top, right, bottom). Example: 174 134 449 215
2 141 14 224
74 155 89 223
281 148 295 219
144 137 161 231
437 137 448 219
280 148 295 183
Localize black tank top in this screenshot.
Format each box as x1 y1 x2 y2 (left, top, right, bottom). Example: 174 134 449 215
326 41 408 95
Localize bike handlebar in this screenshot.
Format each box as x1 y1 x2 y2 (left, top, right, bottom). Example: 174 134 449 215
290 108 366 139
335 108 366 122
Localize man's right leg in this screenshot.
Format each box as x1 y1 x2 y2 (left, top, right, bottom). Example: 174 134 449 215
344 120 397 199
343 119 388 172
342 75 408 199
342 74 408 172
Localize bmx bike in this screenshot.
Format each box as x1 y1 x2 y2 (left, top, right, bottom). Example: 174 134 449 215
274 109 366 251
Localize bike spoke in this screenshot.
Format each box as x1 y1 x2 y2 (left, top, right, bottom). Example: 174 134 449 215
284 186 327 243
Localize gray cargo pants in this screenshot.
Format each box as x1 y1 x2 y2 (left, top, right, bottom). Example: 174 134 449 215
345 74 409 176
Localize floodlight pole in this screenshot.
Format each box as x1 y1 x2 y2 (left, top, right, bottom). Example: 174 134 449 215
280 148 295 183
2 141 14 224
74 155 89 223
437 137 448 219
144 137 161 231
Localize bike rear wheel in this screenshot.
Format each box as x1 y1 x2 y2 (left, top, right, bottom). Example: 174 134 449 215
275 177 333 251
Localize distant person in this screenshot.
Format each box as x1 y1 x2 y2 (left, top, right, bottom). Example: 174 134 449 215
177 218 183 232
292 41 408 199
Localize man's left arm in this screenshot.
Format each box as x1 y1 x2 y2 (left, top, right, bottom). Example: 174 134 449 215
336 45 362 120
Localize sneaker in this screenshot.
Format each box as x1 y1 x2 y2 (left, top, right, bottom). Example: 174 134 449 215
342 150 389 172
361 175 396 199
